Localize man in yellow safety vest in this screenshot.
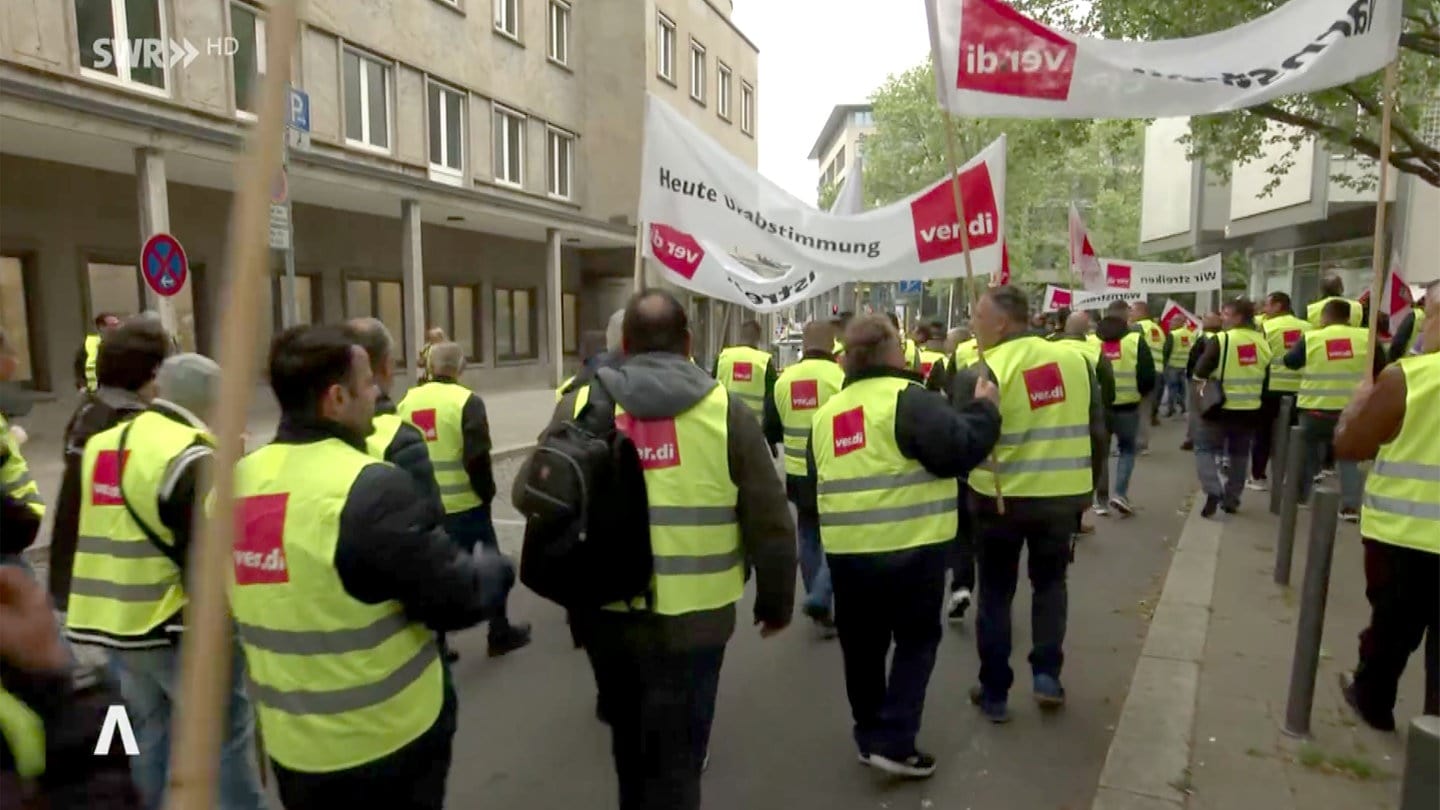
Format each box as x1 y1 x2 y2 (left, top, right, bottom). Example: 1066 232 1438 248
713 320 783 452
1 328 44 563
1054 312 1117 514
399 342 531 658
916 320 951 392
1129 302 1169 451
348 318 443 518
1192 297 1273 518
1095 301 1155 516
232 324 513 809
1248 292 1311 491
1306 274 1364 327
1162 314 1197 418
1334 279 1439 731
809 314 999 777
65 354 267 809
1281 298 1374 521
73 312 122 392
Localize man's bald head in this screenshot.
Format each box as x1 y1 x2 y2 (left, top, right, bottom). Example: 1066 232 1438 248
622 289 690 356
802 320 834 354
1065 311 1092 336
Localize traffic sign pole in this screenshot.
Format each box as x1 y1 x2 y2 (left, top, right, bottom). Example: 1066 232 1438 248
279 129 299 327
274 86 307 327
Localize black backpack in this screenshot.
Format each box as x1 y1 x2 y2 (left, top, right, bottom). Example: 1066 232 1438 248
515 379 653 610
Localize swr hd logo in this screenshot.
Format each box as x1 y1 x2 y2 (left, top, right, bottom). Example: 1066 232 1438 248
616 414 681 470
650 223 704 280
956 0 1076 100
909 164 999 263
1022 362 1067 410
831 407 867 457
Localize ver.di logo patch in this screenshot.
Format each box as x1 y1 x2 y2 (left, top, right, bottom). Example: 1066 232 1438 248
649 223 704 280
790 379 819 410
1022 362 1067 410
409 408 438 442
1102 340 1122 361
909 163 999 263
1105 263 1132 289
956 0 1077 101
1326 338 1355 360
233 493 290 586
1283 329 1303 349
90 449 130 507
1236 343 1259 365
831 406 867 457
732 362 754 382
615 414 682 470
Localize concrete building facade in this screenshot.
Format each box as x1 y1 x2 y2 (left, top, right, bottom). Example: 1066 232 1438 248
799 102 873 323
0 0 759 392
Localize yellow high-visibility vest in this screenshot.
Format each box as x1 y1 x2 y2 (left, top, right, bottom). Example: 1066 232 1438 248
969 336 1092 499
0 415 43 522
953 338 980 371
774 358 845 477
83 334 101 391
1215 328 1272 412
232 439 444 773
397 381 483 514
66 411 205 645
811 376 957 554
1101 332 1142 405
1262 314 1311 394
918 348 947 382
1361 352 1440 553
1297 324 1369 411
364 413 405 460
1167 325 1198 370
1056 336 1102 369
554 374 577 403
902 338 922 371
1306 296 1363 327
1135 319 1166 374
0 685 45 779
715 346 772 421
575 386 745 615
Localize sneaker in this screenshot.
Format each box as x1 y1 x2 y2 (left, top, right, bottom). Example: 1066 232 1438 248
1222 496 1240 514
1339 508 1360 523
1092 499 1111 517
1338 671 1395 732
1108 494 1135 516
487 622 533 657
1200 494 1222 519
1180 440 1194 451
866 751 937 779
1141 448 1153 457
947 589 972 623
1246 477 1269 492
969 684 1011 724
1033 674 1066 709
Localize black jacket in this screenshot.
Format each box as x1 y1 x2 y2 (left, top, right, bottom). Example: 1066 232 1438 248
423 377 496 507
1386 311 1418 364
272 417 513 632
0 433 42 556
49 389 148 611
1096 317 1156 410
374 394 443 521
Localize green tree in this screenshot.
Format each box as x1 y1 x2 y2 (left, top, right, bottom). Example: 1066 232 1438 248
1017 0 1440 190
862 62 1144 290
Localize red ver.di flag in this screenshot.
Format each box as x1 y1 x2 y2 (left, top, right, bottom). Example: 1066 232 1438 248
1068 204 1103 290
924 0 1401 118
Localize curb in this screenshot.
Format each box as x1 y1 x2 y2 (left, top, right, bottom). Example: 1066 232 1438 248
1091 491 1224 810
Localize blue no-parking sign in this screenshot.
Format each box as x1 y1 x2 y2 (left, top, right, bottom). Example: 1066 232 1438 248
140 233 188 297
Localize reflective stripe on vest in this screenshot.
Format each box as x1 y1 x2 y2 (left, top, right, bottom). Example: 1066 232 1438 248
364 413 404 460
1218 329 1271 412
773 358 845 477
1167 326 1197 370
969 336 1093 499
1102 333 1142 405
0 685 45 779
812 376 957 554
575 386 744 615
83 334 101 391
1361 353 1440 552
1306 296 1363 327
715 346 771 419
918 349 947 381
1136 320 1165 373
554 375 576 403
397 381 482 514
232 439 443 772
1262 314 1311 393
0 415 44 520
1298 325 1368 411
65 412 201 645
953 339 980 371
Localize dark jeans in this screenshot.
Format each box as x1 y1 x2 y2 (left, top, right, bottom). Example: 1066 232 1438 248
586 614 726 810
273 681 457 809
1298 411 1364 509
795 508 832 613
974 511 1071 698
443 504 513 639
950 495 975 593
1352 540 1439 718
1250 392 1294 480
828 543 947 758
1194 418 1254 505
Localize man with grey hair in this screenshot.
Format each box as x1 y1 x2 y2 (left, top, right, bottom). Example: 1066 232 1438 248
63 352 268 808
400 342 531 658
555 309 627 402
348 318 443 519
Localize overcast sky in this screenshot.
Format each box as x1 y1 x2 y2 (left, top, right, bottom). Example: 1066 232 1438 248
730 1 934 204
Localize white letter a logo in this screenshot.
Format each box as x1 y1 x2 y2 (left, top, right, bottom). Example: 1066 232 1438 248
95 705 139 756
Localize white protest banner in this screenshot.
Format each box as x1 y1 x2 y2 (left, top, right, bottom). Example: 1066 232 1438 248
1098 254 1223 294
925 0 1401 119
640 95 1007 310
1042 285 1143 313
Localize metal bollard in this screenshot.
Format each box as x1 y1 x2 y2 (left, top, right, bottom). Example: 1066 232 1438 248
1274 424 1307 585
1269 396 1295 515
1282 486 1340 739
1400 715 1440 810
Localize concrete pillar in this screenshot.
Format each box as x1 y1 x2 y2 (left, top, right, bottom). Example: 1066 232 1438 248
134 147 177 334
545 228 565 387
400 199 425 383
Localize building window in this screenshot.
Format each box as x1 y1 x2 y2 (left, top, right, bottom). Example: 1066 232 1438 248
548 0 570 65
0 257 34 383
689 41 706 103
343 48 390 152
494 0 519 39
85 259 196 352
716 62 731 120
547 127 574 200
427 80 465 184
427 284 478 360
493 106 526 187
495 287 536 360
230 3 266 117
562 292 578 354
656 13 675 82
835 145 846 175
345 278 406 366
75 0 168 93
741 81 754 135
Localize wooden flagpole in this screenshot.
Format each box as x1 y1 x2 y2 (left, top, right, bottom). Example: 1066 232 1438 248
163 2 298 808
1364 60 1398 382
